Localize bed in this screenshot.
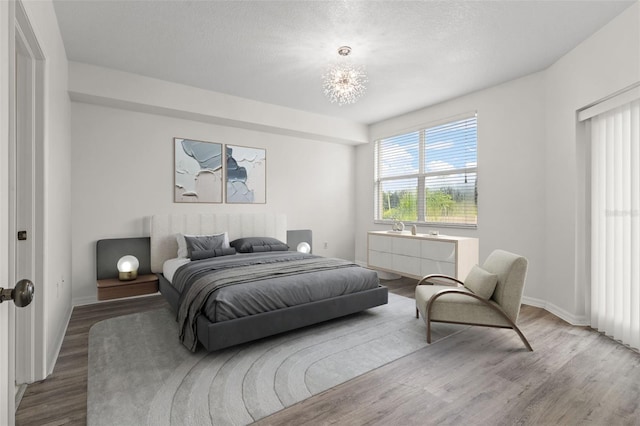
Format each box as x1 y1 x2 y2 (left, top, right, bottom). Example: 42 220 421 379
150 213 388 351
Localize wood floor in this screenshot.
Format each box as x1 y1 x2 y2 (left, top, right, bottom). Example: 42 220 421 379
16 278 640 425
15 295 169 425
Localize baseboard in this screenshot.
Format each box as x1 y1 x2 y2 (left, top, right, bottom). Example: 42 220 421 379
73 291 160 307
522 296 589 326
72 295 98 306
15 383 26 408
47 303 73 376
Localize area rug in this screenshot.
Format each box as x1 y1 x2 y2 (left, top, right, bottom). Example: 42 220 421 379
87 293 466 426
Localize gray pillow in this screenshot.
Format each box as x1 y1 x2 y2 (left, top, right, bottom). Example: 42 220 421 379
464 265 498 299
176 232 229 258
190 247 237 261
230 237 289 253
184 234 227 258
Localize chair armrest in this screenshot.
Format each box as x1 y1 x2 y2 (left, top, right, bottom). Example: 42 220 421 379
417 274 464 287
426 289 512 325
424 288 533 351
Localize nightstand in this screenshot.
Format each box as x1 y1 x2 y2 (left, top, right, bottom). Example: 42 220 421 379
97 273 159 301
96 237 156 301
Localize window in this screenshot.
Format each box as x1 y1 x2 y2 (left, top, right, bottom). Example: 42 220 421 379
588 97 640 349
374 114 478 227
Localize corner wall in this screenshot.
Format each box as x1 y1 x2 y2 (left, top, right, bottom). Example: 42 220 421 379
543 1 640 322
357 1 640 324
356 72 547 304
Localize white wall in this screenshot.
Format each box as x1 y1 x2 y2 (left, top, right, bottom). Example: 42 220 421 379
70 102 357 305
18 0 72 375
356 73 547 303
543 1 640 322
356 1 640 324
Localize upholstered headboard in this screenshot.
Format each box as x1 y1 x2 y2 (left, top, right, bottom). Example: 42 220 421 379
149 213 287 273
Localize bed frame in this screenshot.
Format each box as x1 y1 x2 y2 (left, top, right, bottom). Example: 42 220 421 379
150 213 388 351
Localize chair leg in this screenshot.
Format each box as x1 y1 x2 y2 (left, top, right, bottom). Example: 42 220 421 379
512 324 533 351
416 305 432 343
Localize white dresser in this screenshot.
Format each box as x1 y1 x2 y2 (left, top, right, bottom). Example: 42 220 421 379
367 231 479 280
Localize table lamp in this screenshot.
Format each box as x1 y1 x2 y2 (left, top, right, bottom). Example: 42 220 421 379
117 255 139 281
296 242 311 253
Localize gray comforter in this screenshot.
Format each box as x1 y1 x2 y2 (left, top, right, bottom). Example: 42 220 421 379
172 252 380 351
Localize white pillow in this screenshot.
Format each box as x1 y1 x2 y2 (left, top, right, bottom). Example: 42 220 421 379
464 265 498 299
176 232 229 258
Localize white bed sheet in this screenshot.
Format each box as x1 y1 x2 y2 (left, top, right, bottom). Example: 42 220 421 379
163 257 190 283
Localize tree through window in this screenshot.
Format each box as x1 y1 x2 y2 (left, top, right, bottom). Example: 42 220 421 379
374 114 478 227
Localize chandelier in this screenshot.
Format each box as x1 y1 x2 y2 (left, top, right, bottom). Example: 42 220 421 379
322 46 368 106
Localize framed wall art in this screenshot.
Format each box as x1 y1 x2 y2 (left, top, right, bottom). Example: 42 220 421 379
174 138 223 203
225 144 266 204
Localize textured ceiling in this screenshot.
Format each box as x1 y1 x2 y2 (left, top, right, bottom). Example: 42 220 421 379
52 0 635 124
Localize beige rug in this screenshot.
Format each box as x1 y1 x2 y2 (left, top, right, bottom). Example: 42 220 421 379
87 293 466 426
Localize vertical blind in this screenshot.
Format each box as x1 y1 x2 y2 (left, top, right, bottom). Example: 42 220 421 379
591 98 640 349
375 114 477 226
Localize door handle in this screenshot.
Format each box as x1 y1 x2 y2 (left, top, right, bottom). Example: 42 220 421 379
0 279 34 307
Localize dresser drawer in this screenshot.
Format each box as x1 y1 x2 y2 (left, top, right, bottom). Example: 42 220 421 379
421 240 456 262
367 231 477 280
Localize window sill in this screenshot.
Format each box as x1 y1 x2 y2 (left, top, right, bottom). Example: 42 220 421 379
373 220 477 230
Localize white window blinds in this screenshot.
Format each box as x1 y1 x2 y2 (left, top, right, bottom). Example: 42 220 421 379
590 98 640 350
375 114 477 226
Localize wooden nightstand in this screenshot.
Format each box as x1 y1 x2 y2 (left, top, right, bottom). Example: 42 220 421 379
96 274 159 301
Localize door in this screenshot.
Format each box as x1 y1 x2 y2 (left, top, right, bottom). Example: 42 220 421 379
1 1 17 423
13 6 43 386
2 1 44 422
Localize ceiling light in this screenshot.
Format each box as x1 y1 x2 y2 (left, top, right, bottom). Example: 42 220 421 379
322 46 368 106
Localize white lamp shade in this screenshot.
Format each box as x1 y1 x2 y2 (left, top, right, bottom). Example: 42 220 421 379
117 255 139 273
296 242 311 254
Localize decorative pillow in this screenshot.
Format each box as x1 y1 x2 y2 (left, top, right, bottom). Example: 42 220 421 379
464 265 498 299
176 232 229 258
229 237 289 253
190 247 237 261
250 244 290 252
184 234 229 258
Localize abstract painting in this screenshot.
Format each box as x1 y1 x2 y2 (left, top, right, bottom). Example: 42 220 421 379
174 138 223 203
226 145 266 203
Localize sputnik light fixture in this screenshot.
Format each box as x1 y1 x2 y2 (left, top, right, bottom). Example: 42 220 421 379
322 46 368 106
